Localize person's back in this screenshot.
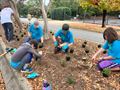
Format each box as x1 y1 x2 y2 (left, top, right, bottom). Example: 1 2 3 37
10 40 42 71
1 5 14 42
11 43 32 63
28 23 43 41
1 7 13 24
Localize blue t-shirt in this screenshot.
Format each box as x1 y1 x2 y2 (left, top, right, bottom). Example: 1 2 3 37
55 29 74 43
28 24 43 41
102 40 120 64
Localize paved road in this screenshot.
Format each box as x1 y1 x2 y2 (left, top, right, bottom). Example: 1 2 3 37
40 22 104 44
20 18 104 44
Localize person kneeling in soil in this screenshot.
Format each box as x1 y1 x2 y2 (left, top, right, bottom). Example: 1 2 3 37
53 24 74 53
26 20 44 48
10 40 42 72
92 27 120 72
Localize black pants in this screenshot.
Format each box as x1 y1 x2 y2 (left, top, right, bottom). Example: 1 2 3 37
2 23 14 42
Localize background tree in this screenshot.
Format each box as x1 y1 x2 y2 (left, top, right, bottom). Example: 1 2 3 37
79 0 120 27
1 0 22 30
26 0 49 39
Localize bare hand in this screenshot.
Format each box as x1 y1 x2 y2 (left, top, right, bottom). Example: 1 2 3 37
39 51 43 55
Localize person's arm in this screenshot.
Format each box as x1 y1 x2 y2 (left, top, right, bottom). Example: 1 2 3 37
92 41 109 60
28 32 31 37
100 56 114 60
53 35 57 42
28 48 42 58
92 48 104 60
41 37 44 43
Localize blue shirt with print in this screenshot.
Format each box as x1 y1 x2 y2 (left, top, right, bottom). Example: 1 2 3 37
28 23 43 41
102 40 120 64
55 29 74 43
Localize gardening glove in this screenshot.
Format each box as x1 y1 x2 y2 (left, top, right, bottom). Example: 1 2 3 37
27 72 39 79
11 48 17 53
62 44 69 52
54 41 58 47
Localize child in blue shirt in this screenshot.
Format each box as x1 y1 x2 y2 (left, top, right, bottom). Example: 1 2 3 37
27 20 44 48
53 24 74 53
92 27 120 71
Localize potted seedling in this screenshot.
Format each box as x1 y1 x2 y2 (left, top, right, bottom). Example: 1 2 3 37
70 48 74 54
52 33 54 36
98 44 102 48
16 36 18 39
21 34 24 37
38 43 43 48
24 32 26 35
85 49 89 54
50 31 53 34
82 49 89 61
103 50 107 54
66 55 71 61
84 41 87 44
17 38 20 41
102 68 111 77
82 44 86 48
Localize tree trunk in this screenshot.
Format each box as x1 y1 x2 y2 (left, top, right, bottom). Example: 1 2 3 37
39 0 49 39
8 0 22 30
102 10 107 28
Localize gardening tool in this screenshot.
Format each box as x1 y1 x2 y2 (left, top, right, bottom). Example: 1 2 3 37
27 72 39 79
0 48 14 58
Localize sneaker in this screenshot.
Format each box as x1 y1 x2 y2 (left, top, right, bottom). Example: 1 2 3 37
21 67 33 73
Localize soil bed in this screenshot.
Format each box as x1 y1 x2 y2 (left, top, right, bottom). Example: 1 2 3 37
11 38 120 90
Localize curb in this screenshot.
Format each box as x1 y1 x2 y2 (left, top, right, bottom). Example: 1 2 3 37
0 38 32 90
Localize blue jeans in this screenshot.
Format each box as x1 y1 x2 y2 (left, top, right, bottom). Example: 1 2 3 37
10 53 33 70
2 23 14 41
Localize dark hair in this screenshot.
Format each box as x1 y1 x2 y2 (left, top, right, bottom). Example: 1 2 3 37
103 27 118 43
29 39 38 49
62 24 69 31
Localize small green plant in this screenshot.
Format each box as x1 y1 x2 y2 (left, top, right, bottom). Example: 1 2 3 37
66 77 76 85
70 48 74 53
102 68 111 77
82 44 86 48
60 60 66 67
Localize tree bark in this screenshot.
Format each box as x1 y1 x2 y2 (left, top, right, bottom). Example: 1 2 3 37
102 10 107 28
8 0 22 30
39 0 49 39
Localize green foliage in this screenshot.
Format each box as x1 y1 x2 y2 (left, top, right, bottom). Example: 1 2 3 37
28 7 42 18
51 7 71 20
17 3 29 17
49 0 80 17
66 76 76 85
79 0 120 12
102 68 111 77
17 0 42 18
